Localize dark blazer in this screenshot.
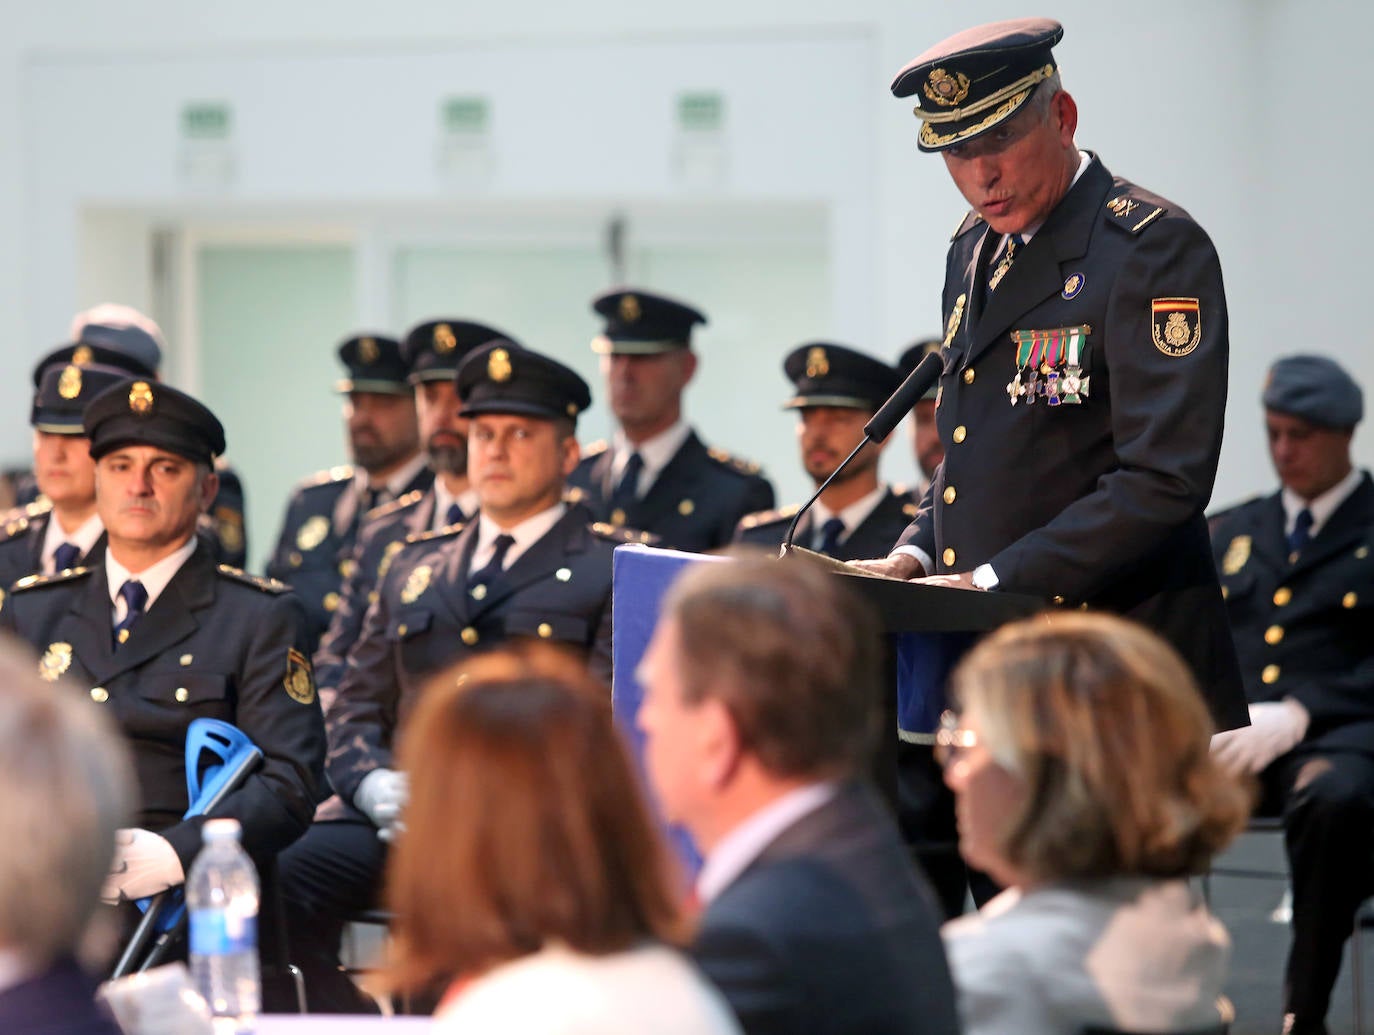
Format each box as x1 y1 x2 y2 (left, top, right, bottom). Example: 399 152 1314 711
0 545 326 868
895 155 1246 730
570 430 774 553
325 502 624 813
734 486 918 560
0 957 123 1035
265 464 436 650
692 782 961 1035
0 502 106 591
1211 474 1374 754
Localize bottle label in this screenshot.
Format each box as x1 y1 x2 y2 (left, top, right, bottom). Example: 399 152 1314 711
189 909 257 956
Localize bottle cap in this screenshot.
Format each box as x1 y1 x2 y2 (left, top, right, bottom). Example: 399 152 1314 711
202 818 242 843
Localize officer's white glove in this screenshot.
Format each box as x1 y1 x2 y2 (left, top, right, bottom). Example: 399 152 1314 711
355 768 408 838
100 829 185 904
1210 699 1310 774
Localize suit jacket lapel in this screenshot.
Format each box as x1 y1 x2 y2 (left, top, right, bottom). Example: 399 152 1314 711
428 521 481 625
634 433 705 527
1289 475 1374 577
968 158 1112 366
98 549 213 681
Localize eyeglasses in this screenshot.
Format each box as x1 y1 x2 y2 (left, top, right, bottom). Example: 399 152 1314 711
933 709 978 768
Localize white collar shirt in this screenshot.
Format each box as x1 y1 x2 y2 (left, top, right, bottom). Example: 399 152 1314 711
106 535 199 624
611 421 692 498
1282 467 1364 538
470 502 567 573
810 484 889 550
40 510 104 574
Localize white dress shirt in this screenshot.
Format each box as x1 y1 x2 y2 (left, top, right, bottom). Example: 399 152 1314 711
106 536 199 624
469 503 567 573
611 420 693 498
1282 467 1363 538
352 452 430 508
40 511 103 574
811 484 889 550
695 782 836 905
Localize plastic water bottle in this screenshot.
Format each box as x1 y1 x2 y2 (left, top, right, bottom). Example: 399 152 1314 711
187 818 260 1033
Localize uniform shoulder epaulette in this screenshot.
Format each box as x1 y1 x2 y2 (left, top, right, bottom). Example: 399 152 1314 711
216 564 291 593
738 504 801 530
0 498 52 539
404 522 465 545
580 440 609 460
301 465 355 489
706 446 763 477
366 489 424 521
1206 494 1267 526
1104 190 1168 236
952 210 985 240
590 522 660 546
13 566 92 592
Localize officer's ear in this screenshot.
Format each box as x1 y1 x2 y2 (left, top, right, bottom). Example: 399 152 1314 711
198 465 220 514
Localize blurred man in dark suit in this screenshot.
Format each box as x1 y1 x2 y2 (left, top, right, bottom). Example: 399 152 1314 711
637 553 959 1035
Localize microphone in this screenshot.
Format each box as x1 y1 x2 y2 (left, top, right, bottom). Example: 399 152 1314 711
783 351 944 552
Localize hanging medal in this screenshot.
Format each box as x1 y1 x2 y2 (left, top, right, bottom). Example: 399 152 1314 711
1061 327 1091 404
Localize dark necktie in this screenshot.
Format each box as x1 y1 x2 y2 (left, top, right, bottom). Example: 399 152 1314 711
468 534 516 600
52 542 81 572
987 234 1024 292
816 517 847 557
1287 507 1314 560
609 452 644 517
445 502 465 528
112 579 148 649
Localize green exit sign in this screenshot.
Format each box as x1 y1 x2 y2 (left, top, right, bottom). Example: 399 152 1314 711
442 96 490 134
678 92 724 131
181 102 232 140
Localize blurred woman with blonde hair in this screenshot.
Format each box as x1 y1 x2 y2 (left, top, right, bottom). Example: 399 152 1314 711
383 647 740 1034
937 611 1252 1035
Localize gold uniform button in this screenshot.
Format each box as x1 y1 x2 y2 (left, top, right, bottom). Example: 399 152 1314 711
1344 592 1359 609
90 687 108 703
952 426 967 444
678 499 695 516
1262 664 1281 685
175 687 189 703
942 547 956 567
1273 587 1292 607
470 584 488 601
537 623 553 639
962 368 975 384
1264 625 1285 646
288 551 303 568
397 624 408 637
323 592 340 612
943 486 957 505
610 508 627 526
1358 546 1370 560
461 627 479 646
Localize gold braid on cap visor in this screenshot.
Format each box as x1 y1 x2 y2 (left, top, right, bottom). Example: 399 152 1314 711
914 63 1056 149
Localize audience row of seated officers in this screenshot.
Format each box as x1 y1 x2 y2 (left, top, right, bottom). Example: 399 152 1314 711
0 17 1370 1035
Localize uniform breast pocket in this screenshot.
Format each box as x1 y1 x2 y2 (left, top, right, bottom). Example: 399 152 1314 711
387 609 434 642
133 671 234 736
503 610 591 647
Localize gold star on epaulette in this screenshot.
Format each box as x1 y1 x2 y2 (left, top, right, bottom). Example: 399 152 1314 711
706 447 762 476
367 489 424 520
13 566 91 592
563 486 587 505
24 498 54 519
1104 193 1166 235
951 210 985 240
1 516 29 539
740 504 798 530
404 523 465 545
304 465 355 487
590 523 659 546
216 564 291 594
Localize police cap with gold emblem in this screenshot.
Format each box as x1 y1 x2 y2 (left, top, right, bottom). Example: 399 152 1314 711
890 18 1063 153
1263 355 1364 429
85 380 226 465
403 319 513 384
30 340 158 388
335 334 409 395
783 343 901 413
590 287 707 355
897 337 944 401
457 341 592 424
31 361 132 434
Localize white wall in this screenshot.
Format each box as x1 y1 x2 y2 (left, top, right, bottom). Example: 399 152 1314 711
2 0 1369 519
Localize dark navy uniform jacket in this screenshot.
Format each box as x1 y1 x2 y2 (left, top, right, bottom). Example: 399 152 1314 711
570 430 774 553
0 501 106 591
735 487 918 561
895 155 1246 729
0 546 326 870
265 464 435 650
324 501 626 816
1211 474 1374 755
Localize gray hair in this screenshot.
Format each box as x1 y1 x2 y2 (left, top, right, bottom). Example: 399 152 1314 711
0 637 135 965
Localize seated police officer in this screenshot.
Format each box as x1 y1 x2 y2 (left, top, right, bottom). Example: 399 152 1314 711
279 341 637 1012
0 360 129 590
1210 355 1374 1035
570 288 774 552
0 378 325 926
313 317 508 711
735 342 916 559
266 334 433 650
897 338 945 497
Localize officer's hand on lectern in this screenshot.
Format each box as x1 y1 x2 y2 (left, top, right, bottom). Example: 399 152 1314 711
850 554 925 580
